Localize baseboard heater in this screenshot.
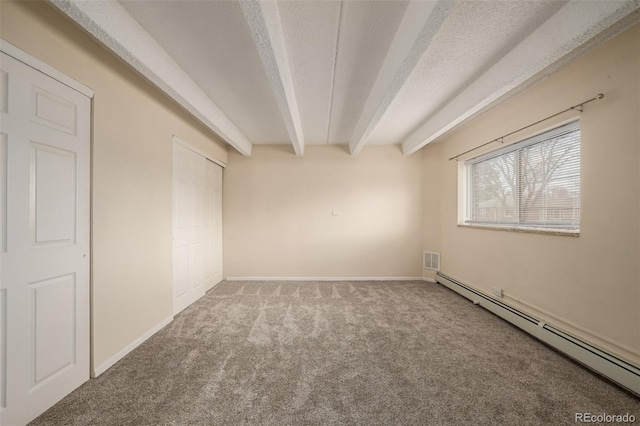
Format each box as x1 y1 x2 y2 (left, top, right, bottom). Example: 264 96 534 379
436 272 640 396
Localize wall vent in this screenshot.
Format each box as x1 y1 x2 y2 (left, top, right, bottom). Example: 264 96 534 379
423 251 440 270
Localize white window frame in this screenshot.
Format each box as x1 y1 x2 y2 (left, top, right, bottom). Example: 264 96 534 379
458 120 580 236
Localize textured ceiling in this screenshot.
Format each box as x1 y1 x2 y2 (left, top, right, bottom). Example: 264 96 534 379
52 0 640 156
119 0 289 144
367 0 566 145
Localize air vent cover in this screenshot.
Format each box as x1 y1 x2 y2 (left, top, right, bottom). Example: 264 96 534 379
423 251 440 270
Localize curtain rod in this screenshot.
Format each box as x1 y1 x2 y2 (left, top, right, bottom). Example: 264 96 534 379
448 93 604 161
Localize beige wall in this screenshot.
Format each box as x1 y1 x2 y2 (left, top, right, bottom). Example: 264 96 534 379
1 1 228 371
424 23 640 364
2 0 637 377
224 145 423 278
421 142 442 281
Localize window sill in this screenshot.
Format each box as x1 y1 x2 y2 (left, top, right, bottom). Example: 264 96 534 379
457 223 579 237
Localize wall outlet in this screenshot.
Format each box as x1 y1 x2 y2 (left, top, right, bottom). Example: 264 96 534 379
493 287 503 298
332 210 340 216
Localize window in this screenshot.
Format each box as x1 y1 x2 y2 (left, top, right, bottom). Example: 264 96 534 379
464 121 580 232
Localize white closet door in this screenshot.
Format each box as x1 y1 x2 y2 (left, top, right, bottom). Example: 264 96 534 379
0 52 90 426
211 161 223 287
173 143 223 314
204 159 222 290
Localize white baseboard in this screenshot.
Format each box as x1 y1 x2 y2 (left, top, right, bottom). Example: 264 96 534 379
422 277 436 283
436 271 640 396
92 315 173 378
225 276 425 282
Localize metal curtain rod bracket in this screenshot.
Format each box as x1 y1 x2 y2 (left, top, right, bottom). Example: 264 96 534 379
449 93 604 161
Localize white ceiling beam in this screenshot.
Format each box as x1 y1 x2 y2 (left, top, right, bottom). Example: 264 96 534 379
348 0 454 156
401 0 640 156
48 0 253 156
239 0 305 156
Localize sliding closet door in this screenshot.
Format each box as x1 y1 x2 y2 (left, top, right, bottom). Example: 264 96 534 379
173 142 222 314
204 159 223 291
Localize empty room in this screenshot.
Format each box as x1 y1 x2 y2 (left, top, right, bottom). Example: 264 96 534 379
0 0 639 425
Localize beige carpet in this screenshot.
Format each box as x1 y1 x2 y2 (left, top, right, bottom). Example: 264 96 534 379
31 280 639 425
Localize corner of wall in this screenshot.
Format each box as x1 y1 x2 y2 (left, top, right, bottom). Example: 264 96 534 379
421 142 443 278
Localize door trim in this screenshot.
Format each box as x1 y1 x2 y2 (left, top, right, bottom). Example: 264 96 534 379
0 39 94 99
172 135 226 169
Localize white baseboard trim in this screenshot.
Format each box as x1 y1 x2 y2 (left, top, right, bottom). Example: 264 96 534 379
92 315 173 378
436 271 640 396
422 277 436 283
225 276 424 282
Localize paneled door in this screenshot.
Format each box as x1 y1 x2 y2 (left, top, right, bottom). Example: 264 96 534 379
0 52 90 425
173 142 223 315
